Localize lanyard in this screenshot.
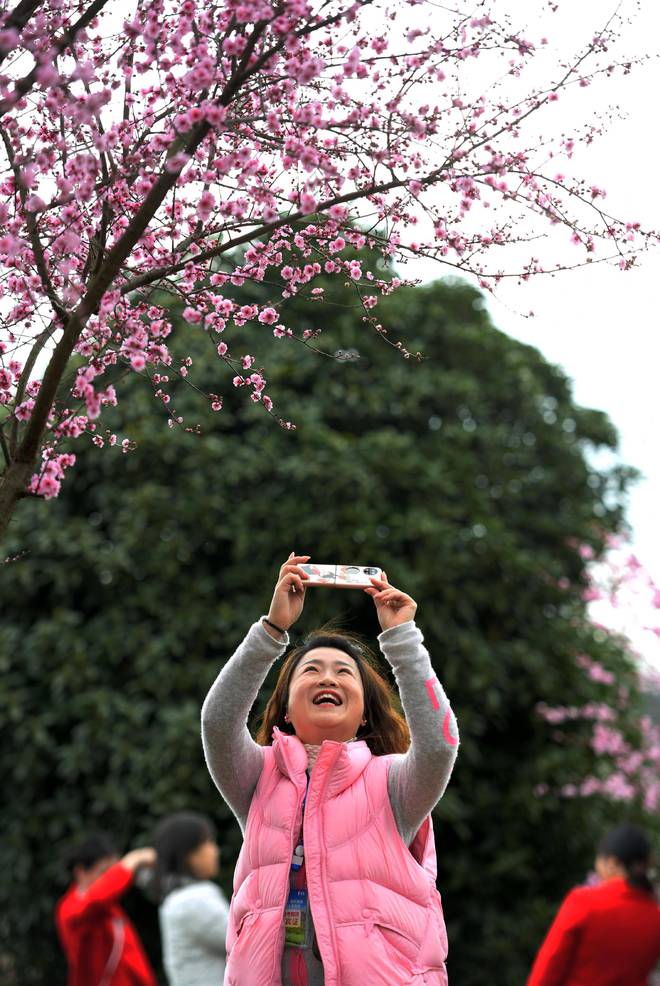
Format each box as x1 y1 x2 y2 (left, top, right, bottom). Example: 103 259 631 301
291 774 310 872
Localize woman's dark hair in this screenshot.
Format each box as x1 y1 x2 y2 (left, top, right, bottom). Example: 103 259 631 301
153 812 216 900
255 629 410 756
64 832 118 875
598 823 655 895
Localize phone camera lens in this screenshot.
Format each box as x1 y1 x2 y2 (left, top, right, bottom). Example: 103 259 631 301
364 567 379 575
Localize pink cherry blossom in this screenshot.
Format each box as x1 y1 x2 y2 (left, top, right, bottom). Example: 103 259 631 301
0 0 655 525
197 192 216 221
258 307 278 324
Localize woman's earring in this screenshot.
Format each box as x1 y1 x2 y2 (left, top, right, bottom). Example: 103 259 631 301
284 712 290 723
361 718 367 726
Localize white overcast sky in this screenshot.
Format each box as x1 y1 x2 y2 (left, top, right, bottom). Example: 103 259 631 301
408 1 660 588
401 0 660 667
493 3 660 582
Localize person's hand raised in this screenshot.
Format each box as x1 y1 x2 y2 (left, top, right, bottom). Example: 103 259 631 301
122 847 156 872
264 553 311 636
364 572 417 632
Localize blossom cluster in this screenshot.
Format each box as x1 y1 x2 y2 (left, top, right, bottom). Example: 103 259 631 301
0 0 655 509
537 543 660 814
29 450 76 500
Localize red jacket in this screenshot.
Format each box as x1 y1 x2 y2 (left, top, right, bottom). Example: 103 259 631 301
55 862 157 986
527 877 660 986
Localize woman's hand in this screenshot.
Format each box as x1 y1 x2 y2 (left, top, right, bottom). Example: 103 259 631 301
122 847 157 872
364 572 417 632
265 553 311 636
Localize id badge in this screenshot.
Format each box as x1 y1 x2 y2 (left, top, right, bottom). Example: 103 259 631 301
284 888 310 948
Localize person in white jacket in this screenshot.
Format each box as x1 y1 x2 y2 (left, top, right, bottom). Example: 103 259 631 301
154 812 229 986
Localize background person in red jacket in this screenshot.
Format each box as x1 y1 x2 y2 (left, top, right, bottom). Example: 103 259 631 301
56 831 158 986
528 823 660 986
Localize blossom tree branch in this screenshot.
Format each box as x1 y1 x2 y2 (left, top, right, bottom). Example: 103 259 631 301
0 0 112 114
0 0 656 536
0 2 44 67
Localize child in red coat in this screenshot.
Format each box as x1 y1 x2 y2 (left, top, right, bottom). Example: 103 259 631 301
56 832 158 986
528 823 660 986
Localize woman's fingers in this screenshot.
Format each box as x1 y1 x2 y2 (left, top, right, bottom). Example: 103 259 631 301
282 553 310 565
280 572 306 594
365 587 395 604
369 577 404 598
279 555 310 577
280 564 310 582
368 579 415 607
268 556 310 631
369 575 392 590
375 592 406 606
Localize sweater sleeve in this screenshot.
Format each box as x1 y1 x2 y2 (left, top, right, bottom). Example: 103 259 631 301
526 889 585 986
380 621 459 845
59 863 133 927
201 619 288 828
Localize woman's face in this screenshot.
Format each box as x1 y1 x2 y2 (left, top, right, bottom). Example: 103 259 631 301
595 854 626 882
186 838 220 880
286 647 365 746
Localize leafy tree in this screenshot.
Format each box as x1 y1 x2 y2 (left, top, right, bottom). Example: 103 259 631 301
0 275 646 985
0 0 652 533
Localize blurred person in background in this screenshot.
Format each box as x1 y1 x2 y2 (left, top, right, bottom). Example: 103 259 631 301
154 811 229 986
55 831 157 986
528 822 660 986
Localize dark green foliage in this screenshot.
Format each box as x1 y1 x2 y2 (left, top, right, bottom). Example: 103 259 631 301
0 275 646 985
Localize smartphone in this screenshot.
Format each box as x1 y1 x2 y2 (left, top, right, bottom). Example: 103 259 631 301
300 564 383 588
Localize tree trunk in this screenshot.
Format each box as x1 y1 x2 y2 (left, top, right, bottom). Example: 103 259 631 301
0 459 33 542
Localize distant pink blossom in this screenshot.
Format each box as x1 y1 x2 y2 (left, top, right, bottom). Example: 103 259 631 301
197 191 216 220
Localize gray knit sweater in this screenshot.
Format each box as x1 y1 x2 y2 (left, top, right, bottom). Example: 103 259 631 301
159 880 230 986
201 618 458 985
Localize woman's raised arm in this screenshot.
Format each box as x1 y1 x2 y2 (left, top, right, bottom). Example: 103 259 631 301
365 575 459 844
201 554 310 827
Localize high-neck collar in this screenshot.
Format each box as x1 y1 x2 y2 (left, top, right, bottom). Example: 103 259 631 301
271 730 371 797
303 737 357 772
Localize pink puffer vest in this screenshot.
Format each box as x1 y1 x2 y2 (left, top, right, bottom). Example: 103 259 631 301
224 728 448 986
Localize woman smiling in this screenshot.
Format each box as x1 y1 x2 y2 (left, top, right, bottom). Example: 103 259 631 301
201 554 459 986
